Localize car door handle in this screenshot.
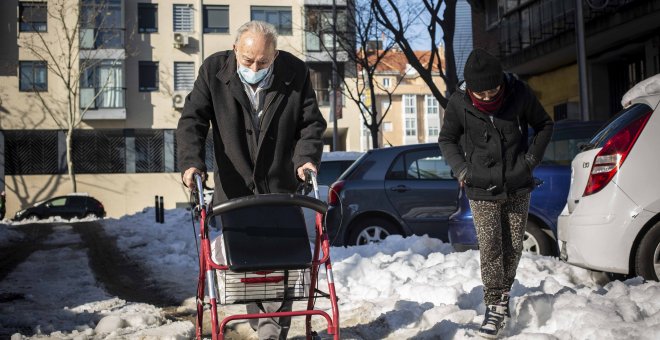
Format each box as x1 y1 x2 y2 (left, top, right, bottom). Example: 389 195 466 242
390 185 410 192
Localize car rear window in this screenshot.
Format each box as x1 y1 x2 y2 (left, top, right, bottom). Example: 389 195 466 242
317 160 355 185
589 103 654 148
68 197 86 207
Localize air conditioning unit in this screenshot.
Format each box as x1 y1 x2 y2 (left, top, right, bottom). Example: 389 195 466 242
172 93 186 109
173 33 189 48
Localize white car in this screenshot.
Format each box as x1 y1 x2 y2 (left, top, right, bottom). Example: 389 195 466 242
558 91 660 280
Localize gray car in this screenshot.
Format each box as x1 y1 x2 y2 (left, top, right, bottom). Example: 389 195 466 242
303 151 363 238
325 144 459 246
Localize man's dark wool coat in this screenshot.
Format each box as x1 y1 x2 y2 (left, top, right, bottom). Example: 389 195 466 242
176 50 327 203
438 73 554 201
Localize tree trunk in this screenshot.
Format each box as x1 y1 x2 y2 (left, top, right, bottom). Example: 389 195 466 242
66 128 77 192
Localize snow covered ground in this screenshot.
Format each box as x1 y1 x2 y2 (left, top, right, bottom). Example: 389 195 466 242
2 208 660 339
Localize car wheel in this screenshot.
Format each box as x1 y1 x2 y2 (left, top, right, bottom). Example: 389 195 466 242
523 220 554 256
634 221 660 281
347 217 399 246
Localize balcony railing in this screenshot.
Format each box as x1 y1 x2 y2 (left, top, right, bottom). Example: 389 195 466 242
80 28 125 49
80 87 125 110
498 0 632 56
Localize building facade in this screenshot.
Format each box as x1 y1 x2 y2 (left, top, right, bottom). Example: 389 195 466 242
469 0 660 121
0 0 357 218
454 0 474 81
353 49 446 150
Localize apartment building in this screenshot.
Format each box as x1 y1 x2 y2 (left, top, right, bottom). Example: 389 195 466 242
469 0 660 121
353 49 446 149
0 0 358 218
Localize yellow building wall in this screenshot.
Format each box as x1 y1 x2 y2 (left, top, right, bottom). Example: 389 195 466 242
527 63 580 119
4 173 197 219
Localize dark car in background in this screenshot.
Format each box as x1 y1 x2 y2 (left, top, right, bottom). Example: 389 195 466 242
326 120 603 254
14 194 106 221
303 151 363 233
326 143 459 246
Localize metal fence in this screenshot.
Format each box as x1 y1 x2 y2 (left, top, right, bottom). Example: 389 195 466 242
2 129 215 175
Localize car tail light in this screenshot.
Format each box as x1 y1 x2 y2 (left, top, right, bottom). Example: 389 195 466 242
328 180 344 206
583 110 652 196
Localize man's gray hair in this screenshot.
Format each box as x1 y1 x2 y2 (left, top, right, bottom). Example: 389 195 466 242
234 21 278 50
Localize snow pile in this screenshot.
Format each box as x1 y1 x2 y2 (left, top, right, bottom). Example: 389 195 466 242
2 207 660 339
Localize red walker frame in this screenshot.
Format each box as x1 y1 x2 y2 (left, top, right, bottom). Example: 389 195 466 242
192 173 340 340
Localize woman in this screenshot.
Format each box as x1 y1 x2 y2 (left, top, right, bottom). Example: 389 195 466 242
438 48 554 338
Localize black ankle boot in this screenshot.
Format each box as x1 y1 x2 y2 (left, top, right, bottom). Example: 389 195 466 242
500 292 511 318
478 304 507 338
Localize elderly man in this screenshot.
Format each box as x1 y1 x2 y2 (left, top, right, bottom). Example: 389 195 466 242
176 21 327 339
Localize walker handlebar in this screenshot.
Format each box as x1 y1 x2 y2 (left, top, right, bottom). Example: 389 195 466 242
193 173 205 208
209 193 327 218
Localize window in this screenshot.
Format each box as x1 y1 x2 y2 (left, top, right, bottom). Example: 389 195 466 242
485 0 502 28
304 7 347 51
403 94 417 142
174 62 194 91
426 95 439 115
308 62 344 106
19 61 48 91
139 61 159 92
204 5 229 33
425 95 440 141
317 160 356 186
48 198 67 207
138 3 158 33
382 77 391 88
387 149 452 180
381 99 391 116
251 6 292 35
80 0 124 49
174 4 194 32
80 60 124 109
19 2 47 32
383 122 393 132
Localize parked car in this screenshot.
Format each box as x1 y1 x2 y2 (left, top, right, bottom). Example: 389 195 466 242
325 144 459 246
448 120 604 256
14 194 106 221
303 151 363 232
558 93 660 280
326 120 603 251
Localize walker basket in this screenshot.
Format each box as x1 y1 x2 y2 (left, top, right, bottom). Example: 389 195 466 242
218 268 310 305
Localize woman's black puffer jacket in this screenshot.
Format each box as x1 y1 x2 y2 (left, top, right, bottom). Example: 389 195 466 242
438 73 554 201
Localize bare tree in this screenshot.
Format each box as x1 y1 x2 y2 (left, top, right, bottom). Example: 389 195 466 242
17 0 128 192
305 0 411 148
372 0 458 108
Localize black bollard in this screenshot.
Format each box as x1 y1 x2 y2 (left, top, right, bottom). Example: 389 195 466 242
159 196 165 223
155 195 159 223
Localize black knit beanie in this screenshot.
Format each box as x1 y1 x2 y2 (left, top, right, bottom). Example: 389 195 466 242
464 48 503 92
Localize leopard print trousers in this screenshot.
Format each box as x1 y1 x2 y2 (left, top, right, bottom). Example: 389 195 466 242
469 192 531 306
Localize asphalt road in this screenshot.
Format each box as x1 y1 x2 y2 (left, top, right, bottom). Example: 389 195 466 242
0 221 182 337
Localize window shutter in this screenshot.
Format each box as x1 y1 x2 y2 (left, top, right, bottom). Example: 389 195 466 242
174 62 195 91
174 5 193 32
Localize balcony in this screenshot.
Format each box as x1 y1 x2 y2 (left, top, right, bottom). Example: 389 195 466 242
80 87 126 120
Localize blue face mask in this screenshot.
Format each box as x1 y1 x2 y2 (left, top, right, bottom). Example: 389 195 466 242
238 64 270 85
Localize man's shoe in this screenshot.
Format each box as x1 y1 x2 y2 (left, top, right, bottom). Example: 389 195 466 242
478 304 507 338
